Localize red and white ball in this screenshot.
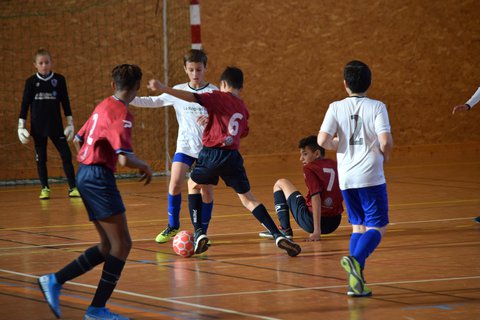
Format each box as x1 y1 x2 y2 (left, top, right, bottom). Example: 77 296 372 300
172 230 194 258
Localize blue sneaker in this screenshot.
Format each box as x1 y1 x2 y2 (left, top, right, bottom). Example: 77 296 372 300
474 216 480 223
37 273 62 318
84 306 130 320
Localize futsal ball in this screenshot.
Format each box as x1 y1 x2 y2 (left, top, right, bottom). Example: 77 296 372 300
172 230 194 258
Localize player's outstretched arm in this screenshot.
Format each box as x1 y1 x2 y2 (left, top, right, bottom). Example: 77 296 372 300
118 153 153 185
147 79 196 103
452 104 470 114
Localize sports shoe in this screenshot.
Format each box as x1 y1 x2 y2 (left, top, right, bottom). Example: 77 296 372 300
341 256 371 297
38 273 62 318
259 225 293 239
68 187 81 197
193 228 209 254
474 216 480 224
347 284 372 297
84 306 130 320
275 235 301 257
155 225 179 243
39 187 51 200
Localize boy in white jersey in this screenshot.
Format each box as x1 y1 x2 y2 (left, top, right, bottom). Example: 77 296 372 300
318 60 393 297
451 87 480 223
130 50 218 243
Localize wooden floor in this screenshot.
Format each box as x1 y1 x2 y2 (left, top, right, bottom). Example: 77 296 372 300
1 145 479 320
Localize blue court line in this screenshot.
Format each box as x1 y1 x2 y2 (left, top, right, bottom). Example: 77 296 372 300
402 303 466 311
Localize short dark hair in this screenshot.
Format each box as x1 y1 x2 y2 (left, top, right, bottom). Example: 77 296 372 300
220 66 243 89
111 64 142 91
344 60 371 94
183 49 208 67
298 135 325 157
34 47 51 62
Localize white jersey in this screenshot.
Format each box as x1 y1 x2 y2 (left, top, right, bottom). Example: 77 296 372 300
320 96 391 190
130 82 218 158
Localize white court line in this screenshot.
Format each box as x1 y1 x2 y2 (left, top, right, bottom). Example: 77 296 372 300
164 275 480 300
2 268 479 303
0 268 280 320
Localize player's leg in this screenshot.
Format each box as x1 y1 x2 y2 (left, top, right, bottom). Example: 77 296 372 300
237 191 301 257
200 184 214 234
155 155 191 243
37 165 109 318
352 184 389 269
259 178 298 239
273 178 298 231
50 135 79 197
85 214 132 319
187 178 210 254
34 135 50 199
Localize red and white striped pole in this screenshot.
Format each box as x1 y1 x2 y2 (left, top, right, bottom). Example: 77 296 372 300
190 0 202 49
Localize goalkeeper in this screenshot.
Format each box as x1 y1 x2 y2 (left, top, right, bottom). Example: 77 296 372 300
17 48 79 199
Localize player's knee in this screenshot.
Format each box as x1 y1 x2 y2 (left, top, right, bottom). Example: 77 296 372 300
273 178 287 192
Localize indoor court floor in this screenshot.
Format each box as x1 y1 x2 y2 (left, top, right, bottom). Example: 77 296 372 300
0 145 479 320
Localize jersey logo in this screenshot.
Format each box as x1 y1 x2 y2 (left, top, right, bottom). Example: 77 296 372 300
51 79 57 87
123 120 132 128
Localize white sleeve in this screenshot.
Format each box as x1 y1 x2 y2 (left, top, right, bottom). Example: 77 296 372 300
130 94 173 108
375 104 391 134
320 105 337 136
466 87 480 108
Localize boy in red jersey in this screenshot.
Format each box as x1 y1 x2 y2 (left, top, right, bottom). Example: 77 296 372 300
37 64 152 320
258 136 343 241
148 67 301 257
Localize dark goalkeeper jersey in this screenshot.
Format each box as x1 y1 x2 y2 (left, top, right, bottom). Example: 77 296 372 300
19 72 72 137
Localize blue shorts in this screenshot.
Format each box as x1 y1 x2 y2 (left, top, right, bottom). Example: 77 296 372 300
172 152 196 167
76 164 126 221
341 183 389 228
287 191 342 234
190 147 250 194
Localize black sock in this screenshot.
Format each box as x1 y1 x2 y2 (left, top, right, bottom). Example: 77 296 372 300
55 246 105 284
252 204 281 237
188 193 203 231
91 254 126 308
273 190 291 230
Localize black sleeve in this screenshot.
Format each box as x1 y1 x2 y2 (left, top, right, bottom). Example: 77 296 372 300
19 77 34 120
58 75 72 117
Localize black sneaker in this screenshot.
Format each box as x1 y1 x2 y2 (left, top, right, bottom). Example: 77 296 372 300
275 235 301 257
194 228 209 254
474 217 480 224
259 226 293 239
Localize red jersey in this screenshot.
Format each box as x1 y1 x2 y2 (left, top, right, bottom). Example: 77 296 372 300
194 91 249 150
304 158 344 217
75 96 134 172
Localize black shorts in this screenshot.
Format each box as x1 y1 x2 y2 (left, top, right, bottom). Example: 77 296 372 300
190 147 250 194
287 191 342 234
77 164 126 221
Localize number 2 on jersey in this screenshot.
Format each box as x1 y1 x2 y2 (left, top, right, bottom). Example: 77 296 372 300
349 114 364 145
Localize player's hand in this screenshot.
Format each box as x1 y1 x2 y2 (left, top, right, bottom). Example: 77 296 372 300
147 79 165 91
64 116 74 141
138 165 153 185
452 104 470 114
305 233 321 242
196 115 209 126
17 118 30 144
